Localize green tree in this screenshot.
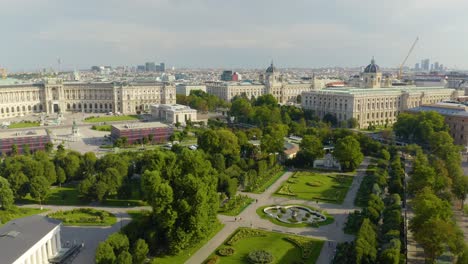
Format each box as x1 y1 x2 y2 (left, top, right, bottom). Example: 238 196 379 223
116 251 132 264
11 144 18 155
261 124 288 154
80 152 97 179
44 142 54 153
56 167 66 187
414 218 463 263
29 176 50 205
132 239 149 264
107 233 130 255
95 242 116 264
355 218 377 264
296 135 324 166
334 136 364 171
0 176 14 210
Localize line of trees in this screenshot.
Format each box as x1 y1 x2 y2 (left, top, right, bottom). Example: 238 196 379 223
394 111 468 263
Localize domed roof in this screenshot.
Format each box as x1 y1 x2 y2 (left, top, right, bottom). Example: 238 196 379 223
364 57 380 73
266 61 276 73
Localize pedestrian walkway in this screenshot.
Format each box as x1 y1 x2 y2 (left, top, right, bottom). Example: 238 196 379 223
186 157 371 264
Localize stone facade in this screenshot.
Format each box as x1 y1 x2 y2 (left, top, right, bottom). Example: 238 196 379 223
0 79 176 119
301 59 456 128
206 62 313 104
151 104 198 125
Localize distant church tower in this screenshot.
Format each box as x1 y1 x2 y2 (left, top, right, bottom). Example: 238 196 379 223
361 57 382 88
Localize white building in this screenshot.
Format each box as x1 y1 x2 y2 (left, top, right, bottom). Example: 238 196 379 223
176 84 207 96
0 79 176 119
302 58 457 128
0 215 62 264
151 104 198 125
206 62 313 103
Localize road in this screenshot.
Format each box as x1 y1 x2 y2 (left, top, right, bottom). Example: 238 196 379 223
20 204 149 264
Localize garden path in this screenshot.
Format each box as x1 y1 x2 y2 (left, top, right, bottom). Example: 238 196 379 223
186 157 370 264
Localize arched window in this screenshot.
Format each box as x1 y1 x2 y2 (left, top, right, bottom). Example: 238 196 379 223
11 107 14 112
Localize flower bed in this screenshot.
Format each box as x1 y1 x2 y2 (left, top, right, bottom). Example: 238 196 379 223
226 229 265 246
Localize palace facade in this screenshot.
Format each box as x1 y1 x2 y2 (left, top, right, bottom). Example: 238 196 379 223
0 79 176 119
301 59 457 128
206 62 313 103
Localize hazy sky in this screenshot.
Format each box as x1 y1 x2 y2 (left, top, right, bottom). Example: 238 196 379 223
1 0 468 71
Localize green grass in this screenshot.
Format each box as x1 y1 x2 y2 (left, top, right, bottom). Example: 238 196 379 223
256 204 334 228
48 208 117 226
127 210 152 221
464 205 468 215
207 228 323 264
0 207 46 226
275 171 354 204
84 115 139 123
19 185 89 206
153 221 224 264
100 199 147 207
252 169 287 194
91 124 112 131
8 122 40 128
218 195 254 216
100 180 146 207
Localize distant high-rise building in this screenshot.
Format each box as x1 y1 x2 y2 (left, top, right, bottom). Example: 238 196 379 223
430 64 434 71
137 65 146 72
434 62 440 71
221 70 233 81
145 62 156 72
415 63 420 71
159 63 165 72
421 59 430 71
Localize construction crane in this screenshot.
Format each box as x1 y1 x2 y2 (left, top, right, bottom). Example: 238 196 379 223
398 37 419 80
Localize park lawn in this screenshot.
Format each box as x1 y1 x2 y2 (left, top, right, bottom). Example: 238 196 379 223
84 115 139 123
208 228 323 264
256 205 334 228
218 195 254 216
0 207 46 226
8 122 40 129
91 124 112 131
100 199 147 207
101 180 146 207
153 221 224 264
48 208 117 226
275 171 354 204
127 210 151 221
252 169 287 194
19 185 89 206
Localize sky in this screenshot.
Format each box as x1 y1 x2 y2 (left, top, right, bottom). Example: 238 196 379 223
1 0 468 71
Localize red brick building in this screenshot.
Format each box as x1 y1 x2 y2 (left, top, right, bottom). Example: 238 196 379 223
0 129 51 155
110 122 173 145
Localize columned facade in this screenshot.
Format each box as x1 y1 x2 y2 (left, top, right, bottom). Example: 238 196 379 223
0 79 176 119
14 225 62 264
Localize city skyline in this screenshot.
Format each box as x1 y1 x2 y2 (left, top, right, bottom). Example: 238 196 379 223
1 0 468 71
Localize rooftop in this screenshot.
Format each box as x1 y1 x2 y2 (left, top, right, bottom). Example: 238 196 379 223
410 102 468 117
151 104 196 111
304 86 453 95
0 129 48 139
112 122 169 130
0 215 61 264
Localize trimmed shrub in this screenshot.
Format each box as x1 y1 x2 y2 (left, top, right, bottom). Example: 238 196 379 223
226 229 265 246
248 250 274 264
217 246 235 256
206 255 220 264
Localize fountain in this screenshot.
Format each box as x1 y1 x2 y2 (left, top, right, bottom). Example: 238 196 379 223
263 205 326 224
